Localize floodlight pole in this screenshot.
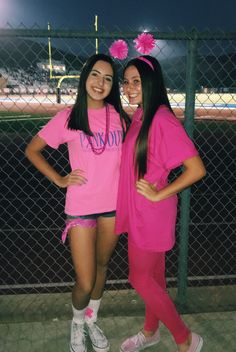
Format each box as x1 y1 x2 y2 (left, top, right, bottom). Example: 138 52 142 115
47 22 53 80
95 15 99 54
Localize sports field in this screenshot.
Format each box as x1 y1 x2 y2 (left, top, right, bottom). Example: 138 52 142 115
0 93 236 121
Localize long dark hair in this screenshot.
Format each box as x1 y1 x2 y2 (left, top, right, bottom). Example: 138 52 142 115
68 53 130 137
124 55 173 177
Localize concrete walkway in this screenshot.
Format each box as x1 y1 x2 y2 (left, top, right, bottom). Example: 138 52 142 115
1 311 235 352
0 288 235 352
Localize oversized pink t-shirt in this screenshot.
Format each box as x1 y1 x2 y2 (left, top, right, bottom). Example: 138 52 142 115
115 105 199 252
38 104 123 215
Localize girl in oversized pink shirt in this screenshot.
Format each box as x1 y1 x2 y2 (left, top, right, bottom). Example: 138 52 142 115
116 56 206 352
25 54 130 352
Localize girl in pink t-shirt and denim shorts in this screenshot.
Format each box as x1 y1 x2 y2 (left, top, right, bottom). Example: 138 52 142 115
115 56 206 352
25 54 130 352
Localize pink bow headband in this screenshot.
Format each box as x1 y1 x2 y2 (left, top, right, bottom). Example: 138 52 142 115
109 33 156 70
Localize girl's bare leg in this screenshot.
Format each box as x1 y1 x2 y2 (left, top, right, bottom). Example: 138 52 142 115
91 216 118 299
69 225 97 309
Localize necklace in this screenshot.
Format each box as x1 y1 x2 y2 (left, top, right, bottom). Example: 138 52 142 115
86 104 110 155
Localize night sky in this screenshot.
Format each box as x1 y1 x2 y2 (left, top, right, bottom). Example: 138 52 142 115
0 0 235 31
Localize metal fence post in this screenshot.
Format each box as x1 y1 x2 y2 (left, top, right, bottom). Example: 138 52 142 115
176 32 198 312
56 87 61 103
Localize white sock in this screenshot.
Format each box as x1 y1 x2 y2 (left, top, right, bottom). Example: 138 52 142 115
85 298 102 324
72 304 86 324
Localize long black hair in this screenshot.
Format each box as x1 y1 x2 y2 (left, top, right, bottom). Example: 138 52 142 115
123 55 173 177
67 53 130 136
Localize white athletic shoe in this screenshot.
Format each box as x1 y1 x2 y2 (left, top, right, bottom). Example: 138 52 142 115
120 329 160 352
70 321 87 352
86 322 110 352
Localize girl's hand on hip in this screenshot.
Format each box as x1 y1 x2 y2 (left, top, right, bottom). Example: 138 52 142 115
56 169 87 188
136 178 159 202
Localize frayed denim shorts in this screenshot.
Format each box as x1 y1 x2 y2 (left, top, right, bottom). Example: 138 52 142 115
61 210 116 243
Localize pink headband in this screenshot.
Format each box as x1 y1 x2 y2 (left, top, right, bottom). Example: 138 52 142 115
136 57 154 70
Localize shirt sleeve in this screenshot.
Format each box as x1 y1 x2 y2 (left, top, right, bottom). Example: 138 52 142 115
38 109 70 149
158 110 199 170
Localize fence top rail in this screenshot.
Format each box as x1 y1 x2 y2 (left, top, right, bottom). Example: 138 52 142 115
0 28 235 40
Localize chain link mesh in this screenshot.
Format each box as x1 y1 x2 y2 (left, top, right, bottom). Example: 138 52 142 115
0 26 235 320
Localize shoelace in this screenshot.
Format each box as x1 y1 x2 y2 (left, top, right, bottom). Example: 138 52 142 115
132 332 146 346
72 323 87 345
87 323 104 340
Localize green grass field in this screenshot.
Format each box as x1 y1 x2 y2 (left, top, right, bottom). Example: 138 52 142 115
0 110 235 137
0 111 51 135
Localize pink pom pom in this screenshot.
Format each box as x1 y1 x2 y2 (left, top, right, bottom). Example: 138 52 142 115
134 33 156 55
109 40 128 60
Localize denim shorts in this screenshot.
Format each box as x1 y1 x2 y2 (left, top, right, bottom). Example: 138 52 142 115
61 210 116 243
67 210 116 221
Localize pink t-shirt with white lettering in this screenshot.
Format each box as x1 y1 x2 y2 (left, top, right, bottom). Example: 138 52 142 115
38 104 123 215
115 105 199 252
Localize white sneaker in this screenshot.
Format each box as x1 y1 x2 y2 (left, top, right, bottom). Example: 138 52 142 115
86 322 110 352
120 330 160 352
70 321 87 352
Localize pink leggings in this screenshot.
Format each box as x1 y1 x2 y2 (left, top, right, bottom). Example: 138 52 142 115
128 241 190 344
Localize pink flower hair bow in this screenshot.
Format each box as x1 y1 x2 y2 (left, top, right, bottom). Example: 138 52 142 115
134 33 156 55
109 39 128 60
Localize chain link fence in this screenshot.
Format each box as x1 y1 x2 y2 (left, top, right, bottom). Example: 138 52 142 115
0 26 235 331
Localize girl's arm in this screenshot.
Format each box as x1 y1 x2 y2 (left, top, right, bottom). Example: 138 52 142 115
25 135 87 188
136 155 206 202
